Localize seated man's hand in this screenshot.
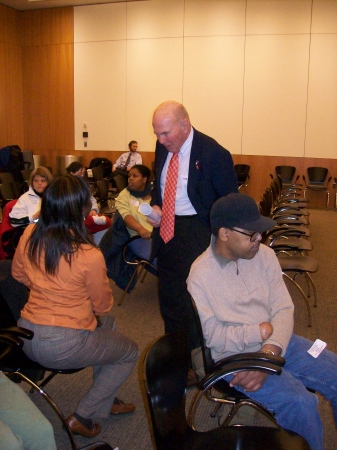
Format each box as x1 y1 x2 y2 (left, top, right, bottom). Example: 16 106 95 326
229 370 268 392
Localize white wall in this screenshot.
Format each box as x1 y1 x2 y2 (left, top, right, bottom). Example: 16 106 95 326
74 0 337 158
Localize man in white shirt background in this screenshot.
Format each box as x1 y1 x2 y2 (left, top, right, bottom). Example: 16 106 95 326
112 141 142 183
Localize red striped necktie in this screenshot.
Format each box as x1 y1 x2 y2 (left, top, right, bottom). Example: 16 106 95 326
160 153 179 243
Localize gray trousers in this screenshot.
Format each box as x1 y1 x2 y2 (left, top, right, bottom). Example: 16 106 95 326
18 315 139 419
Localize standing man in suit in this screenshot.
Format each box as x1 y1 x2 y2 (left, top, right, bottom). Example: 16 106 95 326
149 100 238 384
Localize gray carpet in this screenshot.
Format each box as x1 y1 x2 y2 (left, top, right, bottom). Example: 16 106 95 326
20 209 337 449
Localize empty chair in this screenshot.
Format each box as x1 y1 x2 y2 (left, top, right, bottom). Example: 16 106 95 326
303 167 331 208
96 179 116 218
276 253 319 327
234 164 250 191
118 235 157 306
22 150 34 170
0 181 21 211
143 330 310 450
88 165 104 196
275 166 301 190
0 172 15 184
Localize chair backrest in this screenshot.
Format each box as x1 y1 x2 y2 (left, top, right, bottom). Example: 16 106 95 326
0 260 29 326
144 331 190 450
22 150 35 170
96 178 109 199
190 297 216 375
114 174 127 192
275 166 296 183
21 168 33 181
91 165 104 181
0 172 15 183
0 181 21 204
234 164 250 184
307 166 328 184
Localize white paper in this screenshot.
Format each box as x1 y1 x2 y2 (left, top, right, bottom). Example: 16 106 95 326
307 339 327 358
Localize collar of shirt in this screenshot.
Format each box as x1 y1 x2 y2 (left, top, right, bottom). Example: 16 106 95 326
160 128 196 215
210 234 233 268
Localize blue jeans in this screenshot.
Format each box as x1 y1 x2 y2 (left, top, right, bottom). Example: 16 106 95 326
224 334 337 450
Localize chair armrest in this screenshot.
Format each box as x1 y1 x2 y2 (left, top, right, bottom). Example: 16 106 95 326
199 353 285 391
0 331 25 362
0 332 24 348
265 226 307 239
212 352 285 370
0 326 34 340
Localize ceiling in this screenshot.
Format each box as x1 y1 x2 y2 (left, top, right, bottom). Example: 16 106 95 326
0 0 147 11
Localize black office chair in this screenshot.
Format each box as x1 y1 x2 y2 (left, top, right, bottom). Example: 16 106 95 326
0 328 115 450
234 164 250 191
143 331 310 450
118 235 157 306
275 166 302 191
0 172 15 184
96 179 116 218
276 253 318 327
303 167 332 208
0 181 21 211
269 176 308 208
88 165 104 197
189 298 280 429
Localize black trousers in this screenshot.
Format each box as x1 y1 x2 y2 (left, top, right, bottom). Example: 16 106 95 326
157 215 210 352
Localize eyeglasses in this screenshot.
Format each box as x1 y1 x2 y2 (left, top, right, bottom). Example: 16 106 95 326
229 228 262 242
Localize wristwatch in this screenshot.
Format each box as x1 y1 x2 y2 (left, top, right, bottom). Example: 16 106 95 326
263 350 275 355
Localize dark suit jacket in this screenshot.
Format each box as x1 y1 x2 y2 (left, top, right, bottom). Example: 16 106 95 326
151 128 238 222
151 128 238 255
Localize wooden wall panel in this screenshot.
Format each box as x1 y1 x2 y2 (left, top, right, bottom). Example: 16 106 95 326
19 7 74 46
0 4 24 149
20 7 74 155
22 43 74 152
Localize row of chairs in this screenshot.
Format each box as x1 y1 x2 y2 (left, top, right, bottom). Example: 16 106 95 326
276 165 333 209
259 175 318 327
235 165 335 209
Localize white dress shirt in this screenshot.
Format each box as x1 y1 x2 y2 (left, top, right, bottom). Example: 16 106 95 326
160 128 196 216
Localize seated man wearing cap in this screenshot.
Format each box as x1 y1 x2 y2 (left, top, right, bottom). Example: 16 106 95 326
187 193 337 450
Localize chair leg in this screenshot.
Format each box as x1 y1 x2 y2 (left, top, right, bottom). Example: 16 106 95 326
118 263 143 306
282 272 312 327
8 370 78 450
188 386 277 431
305 272 318 307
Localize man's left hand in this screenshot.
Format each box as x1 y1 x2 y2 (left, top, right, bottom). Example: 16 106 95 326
229 371 268 392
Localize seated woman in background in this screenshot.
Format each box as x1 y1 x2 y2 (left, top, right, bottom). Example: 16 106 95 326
9 166 53 227
66 161 99 216
12 175 139 438
66 161 111 242
115 164 153 260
